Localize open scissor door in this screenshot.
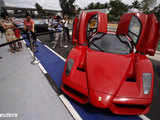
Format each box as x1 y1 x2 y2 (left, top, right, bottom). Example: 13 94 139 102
78 11 108 45
117 13 160 56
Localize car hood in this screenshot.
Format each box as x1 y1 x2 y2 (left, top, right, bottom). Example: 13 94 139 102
86 50 133 95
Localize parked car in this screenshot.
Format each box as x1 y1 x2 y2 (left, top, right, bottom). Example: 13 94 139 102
61 11 160 115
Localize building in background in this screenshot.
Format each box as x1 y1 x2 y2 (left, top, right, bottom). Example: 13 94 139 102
0 0 62 18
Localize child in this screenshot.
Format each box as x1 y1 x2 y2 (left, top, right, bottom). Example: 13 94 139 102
14 28 22 49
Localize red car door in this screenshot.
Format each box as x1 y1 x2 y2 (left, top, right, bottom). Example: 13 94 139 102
117 13 160 56
72 16 79 45
78 11 108 45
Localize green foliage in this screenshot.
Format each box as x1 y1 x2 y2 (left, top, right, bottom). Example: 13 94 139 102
141 0 150 13
0 8 8 18
141 0 157 13
35 3 46 16
139 0 160 21
59 0 76 16
86 2 109 9
108 0 129 22
151 4 160 21
85 0 129 22
87 2 96 9
85 0 160 22
130 0 141 10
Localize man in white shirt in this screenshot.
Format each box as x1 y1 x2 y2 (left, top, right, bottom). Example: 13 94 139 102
52 16 63 48
62 16 70 48
48 16 55 42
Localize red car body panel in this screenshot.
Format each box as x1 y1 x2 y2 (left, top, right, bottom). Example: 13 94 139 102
72 17 79 45
62 46 89 104
61 11 159 115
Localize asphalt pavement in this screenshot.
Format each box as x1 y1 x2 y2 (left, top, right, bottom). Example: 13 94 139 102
0 36 73 120
147 59 160 120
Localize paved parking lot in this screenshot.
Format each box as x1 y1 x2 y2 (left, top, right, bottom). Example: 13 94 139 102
0 36 73 120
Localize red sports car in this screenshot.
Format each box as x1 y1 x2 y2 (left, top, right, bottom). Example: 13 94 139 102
61 11 160 115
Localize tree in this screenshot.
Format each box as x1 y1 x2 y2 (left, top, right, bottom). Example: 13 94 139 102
108 0 129 22
87 2 95 9
35 3 45 16
0 8 8 18
86 2 109 10
141 0 157 13
59 0 76 16
151 4 160 20
130 0 141 10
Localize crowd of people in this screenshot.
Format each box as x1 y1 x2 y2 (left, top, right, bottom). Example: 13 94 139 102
0 13 71 55
47 15 70 48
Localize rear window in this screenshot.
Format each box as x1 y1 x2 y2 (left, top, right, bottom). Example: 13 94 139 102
89 34 131 54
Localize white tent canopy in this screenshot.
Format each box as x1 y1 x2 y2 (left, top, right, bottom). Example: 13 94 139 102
2 0 61 10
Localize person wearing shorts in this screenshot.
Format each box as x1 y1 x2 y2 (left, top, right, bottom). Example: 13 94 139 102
24 14 36 51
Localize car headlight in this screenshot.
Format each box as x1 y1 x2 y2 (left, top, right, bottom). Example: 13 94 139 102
66 58 74 76
142 73 152 95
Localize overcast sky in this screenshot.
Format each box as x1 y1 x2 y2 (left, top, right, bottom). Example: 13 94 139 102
75 0 160 8
2 0 160 10
75 0 135 8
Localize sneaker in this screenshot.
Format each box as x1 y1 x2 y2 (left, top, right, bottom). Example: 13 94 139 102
33 49 38 53
33 59 39 64
15 48 21 52
10 49 15 53
63 45 68 48
31 59 39 64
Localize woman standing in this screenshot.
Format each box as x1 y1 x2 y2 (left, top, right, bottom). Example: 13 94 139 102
0 14 17 53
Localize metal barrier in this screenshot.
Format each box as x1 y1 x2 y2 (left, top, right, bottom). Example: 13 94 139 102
0 31 52 48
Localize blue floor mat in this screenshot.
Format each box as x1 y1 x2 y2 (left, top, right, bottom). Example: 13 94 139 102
24 37 141 120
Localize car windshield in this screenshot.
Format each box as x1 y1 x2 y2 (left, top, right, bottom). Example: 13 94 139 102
89 34 131 54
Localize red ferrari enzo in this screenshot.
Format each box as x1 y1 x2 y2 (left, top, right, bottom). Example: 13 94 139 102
61 11 160 115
